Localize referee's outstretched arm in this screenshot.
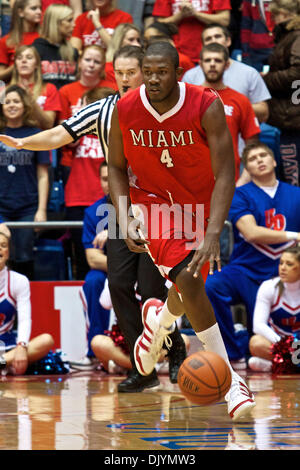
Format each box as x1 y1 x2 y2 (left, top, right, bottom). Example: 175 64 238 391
0 125 73 151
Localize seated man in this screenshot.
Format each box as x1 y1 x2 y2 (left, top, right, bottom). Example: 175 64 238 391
205 142 300 369
70 161 110 370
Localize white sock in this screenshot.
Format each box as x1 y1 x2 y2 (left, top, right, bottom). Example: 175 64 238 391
196 323 235 376
158 301 181 329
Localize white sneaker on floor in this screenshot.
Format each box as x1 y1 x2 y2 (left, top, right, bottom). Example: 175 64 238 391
248 356 272 372
225 372 256 421
69 357 98 371
134 298 174 376
108 360 127 375
231 358 247 371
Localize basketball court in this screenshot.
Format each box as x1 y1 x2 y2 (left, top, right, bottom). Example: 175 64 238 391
1 369 300 451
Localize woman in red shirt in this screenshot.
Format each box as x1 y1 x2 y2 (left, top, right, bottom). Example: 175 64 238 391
10 45 62 129
0 0 41 82
70 0 133 53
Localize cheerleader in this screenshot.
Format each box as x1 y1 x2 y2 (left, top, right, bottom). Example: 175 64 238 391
0 224 54 375
249 245 300 371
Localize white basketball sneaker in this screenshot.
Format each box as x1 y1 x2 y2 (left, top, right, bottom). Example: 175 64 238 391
134 298 174 376
225 371 256 421
248 356 272 372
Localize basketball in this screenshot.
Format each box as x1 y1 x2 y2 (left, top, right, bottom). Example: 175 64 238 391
177 351 232 406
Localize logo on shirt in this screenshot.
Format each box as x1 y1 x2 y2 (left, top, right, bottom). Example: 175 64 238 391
129 129 194 148
265 208 286 231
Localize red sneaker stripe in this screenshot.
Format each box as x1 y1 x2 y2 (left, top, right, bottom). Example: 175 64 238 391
138 340 150 352
143 332 152 344
230 399 254 418
135 345 146 375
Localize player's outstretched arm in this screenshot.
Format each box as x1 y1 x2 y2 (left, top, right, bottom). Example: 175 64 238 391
0 125 73 151
187 98 235 277
108 107 149 254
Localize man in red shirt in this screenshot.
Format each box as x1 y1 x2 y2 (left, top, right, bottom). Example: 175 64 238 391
108 41 256 421
152 0 231 63
200 42 261 183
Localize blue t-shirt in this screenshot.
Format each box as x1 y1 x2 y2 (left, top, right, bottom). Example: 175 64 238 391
229 181 300 281
82 196 108 250
0 127 50 217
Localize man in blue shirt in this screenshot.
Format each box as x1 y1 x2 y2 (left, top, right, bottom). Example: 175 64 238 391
70 161 110 369
205 142 300 369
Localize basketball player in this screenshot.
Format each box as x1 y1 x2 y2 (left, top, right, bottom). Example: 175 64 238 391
108 41 256 421
0 46 187 392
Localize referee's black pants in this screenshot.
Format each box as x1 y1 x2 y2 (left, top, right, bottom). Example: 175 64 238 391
106 233 169 366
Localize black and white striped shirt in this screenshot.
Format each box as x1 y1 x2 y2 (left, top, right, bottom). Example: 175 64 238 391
61 92 120 161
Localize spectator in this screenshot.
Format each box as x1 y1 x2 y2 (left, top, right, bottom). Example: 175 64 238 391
263 0 300 186
105 23 141 84
60 87 115 280
70 160 110 370
32 3 79 89
10 0 83 18
0 0 41 83
0 225 54 375
70 0 133 53
1 0 13 37
200 42 261 182
143 21 194 77
240 0 275 71
248 245 300 372
205 142 300 370
152 0 231 64
182 23 271 123
0 85 50 279
10 45 62 129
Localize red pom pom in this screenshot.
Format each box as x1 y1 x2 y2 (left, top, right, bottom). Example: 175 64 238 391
105 324 130 355
271 335 299 374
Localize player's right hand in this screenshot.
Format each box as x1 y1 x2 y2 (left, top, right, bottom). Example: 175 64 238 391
0 134 23 149
125 217 150 253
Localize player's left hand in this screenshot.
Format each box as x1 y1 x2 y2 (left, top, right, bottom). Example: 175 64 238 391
187 233 221 277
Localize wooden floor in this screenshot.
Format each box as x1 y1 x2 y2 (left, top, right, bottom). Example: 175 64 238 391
1 369 300 451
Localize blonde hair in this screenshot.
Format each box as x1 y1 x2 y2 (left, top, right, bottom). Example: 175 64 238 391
10 45 44 100
41 4 75 62
270 0 300 16
7 0 41 48
0 85 38 129
106 23 141 62
277 245 300 297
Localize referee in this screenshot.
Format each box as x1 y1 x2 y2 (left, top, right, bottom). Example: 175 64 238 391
0 46 187 392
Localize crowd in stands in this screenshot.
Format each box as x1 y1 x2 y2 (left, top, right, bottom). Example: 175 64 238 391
0 0 299 377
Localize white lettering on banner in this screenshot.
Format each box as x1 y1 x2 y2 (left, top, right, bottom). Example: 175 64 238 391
54 286 87 361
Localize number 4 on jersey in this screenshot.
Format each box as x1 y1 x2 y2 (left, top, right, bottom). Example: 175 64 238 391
160 149 174 168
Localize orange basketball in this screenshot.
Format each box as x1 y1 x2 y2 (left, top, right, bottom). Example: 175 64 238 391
177 351 232 405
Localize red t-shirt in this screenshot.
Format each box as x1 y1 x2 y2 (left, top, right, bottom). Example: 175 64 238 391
58 79 108 206
71 10 133 49
64 134 105 207
58 78 117 121
216 87 261 179
0 32 40 66
36 82 62 112
117 83 217 214
152 0 231 63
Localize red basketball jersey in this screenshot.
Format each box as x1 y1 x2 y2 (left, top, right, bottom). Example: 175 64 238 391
117 83 218 221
